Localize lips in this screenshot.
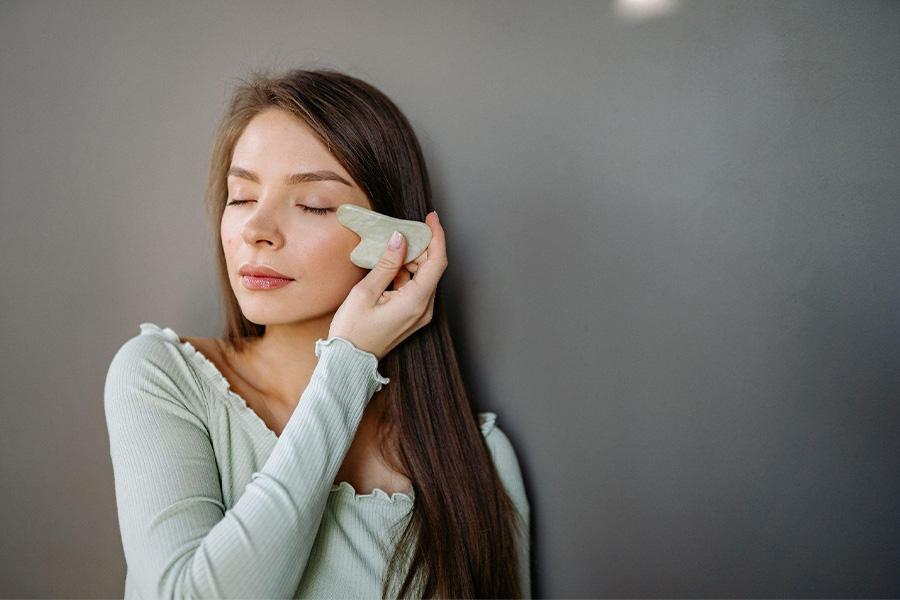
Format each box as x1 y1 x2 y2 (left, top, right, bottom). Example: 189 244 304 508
239 263 294 280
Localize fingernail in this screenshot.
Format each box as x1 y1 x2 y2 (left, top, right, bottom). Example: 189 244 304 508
389 230 403 249
434 210 439 222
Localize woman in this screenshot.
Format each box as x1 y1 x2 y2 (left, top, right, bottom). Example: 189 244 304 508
104 68 530 599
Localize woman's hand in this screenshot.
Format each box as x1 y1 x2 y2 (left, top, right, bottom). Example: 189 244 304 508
328 211 447 360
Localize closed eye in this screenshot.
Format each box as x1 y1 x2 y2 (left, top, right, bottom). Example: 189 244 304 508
300 205 330 215
226 199 331 215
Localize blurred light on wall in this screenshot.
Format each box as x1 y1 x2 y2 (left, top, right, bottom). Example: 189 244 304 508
612 0 682 22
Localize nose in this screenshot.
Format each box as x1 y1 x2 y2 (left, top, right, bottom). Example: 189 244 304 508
239 201 286 248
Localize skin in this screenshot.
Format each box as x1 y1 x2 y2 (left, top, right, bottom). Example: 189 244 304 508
217 108 423 486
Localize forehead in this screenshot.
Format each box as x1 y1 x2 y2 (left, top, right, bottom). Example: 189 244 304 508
231 110 345 174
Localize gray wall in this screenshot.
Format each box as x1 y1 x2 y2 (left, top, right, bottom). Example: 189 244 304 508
2 0 899 597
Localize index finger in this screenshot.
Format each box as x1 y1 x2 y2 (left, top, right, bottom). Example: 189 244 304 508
403 211 447 302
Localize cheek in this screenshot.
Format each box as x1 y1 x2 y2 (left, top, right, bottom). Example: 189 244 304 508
221 234 239 263
303 237 368 284
305 239 351 273
220 220 236 254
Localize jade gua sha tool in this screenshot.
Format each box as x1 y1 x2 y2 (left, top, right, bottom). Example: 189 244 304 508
336 204 433 269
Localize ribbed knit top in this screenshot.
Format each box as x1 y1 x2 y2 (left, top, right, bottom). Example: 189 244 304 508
103 322 530 598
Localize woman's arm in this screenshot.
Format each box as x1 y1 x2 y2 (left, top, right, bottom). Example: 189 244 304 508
104 333 388 599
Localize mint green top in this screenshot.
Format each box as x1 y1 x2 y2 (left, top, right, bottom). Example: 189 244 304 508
103 322 531 599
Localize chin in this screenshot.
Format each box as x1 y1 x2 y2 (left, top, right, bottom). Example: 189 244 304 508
237 300 338 328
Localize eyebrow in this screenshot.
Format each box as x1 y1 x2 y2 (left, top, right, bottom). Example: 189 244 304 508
227 165 354 188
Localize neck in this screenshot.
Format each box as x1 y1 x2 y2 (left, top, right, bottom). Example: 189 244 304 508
224 318 389 419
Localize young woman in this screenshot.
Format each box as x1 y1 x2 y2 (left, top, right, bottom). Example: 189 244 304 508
104 68 530 599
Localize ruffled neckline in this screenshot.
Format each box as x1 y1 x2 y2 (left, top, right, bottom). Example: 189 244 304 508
137 322 497 505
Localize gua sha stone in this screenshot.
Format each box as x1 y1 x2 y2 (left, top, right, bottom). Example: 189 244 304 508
336 204 433 269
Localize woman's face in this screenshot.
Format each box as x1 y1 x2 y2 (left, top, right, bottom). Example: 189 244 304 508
221 108 372 327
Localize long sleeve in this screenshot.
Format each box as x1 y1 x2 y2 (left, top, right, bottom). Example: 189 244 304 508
104 333 389 600
485 425 532 599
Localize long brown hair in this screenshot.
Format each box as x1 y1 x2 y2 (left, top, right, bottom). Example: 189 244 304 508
203 67 525 598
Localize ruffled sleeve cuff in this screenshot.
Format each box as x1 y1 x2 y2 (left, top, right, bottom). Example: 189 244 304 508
314 336 391 393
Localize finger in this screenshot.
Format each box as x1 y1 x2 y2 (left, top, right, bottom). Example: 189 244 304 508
392 268 411 290
402 212 447 302
355 230 407 301
412 288 437 326
406 249 427 273
377 290 399 305
425 288 435 319
422 213 445 264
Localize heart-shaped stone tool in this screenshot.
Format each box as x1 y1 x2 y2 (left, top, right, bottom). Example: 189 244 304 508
336 204 433 269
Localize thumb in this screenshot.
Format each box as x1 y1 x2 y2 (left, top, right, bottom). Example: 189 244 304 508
359 230 406 297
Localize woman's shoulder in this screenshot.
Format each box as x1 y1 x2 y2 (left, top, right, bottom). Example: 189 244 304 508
478 412 520 469
104 322 209 416
477 411 529 515
109 322 199 373
477 411 498 437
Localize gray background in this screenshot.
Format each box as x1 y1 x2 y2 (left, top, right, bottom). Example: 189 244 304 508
2 0 899 597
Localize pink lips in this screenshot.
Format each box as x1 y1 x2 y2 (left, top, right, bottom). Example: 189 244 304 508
240 275 293 290
239 263 294 290
239 263 294 279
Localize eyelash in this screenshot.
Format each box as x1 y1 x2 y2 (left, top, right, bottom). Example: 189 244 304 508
226 200 330 215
